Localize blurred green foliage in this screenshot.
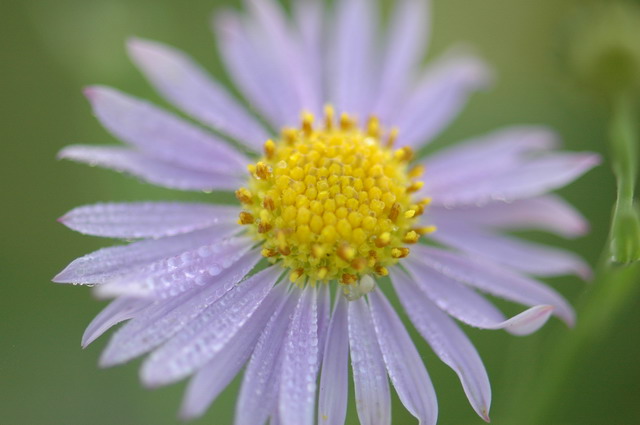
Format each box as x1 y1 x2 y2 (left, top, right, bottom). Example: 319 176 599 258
1 0 639 424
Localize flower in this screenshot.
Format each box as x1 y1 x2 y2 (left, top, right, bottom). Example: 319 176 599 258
54 0 600 424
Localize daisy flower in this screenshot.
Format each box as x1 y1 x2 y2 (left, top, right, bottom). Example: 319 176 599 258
55 0 600 424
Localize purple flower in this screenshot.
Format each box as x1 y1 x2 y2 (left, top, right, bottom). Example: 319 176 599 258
55 0 599 424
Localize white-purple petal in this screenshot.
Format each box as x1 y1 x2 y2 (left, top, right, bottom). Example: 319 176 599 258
391 269 491 422
278 285 319 425
99 250 262 367
140 265 280 387
58 202 238 239
390 51 492 148
317 295 348 425
430 220 591 279
293 0 324 116
329 0 377 117
411 245 575 325
431 152 600 206
180 284 287 420
405 257 554 336
59 145 242 191
373 0 430 121
53 225 238 284
84 86 249 173
96 237 254 299
348 297 391 425
82 297 151 348
427 195 588 238
235 287 299 425
127 37 269 151
368 289 438 425
213 10 297 128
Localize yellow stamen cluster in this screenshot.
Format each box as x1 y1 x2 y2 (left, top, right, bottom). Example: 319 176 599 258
237 106 433 285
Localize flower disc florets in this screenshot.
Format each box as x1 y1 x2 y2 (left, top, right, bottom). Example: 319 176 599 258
237 106 433 285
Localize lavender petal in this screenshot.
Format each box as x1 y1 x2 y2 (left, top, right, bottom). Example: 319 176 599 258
99 250 262 367
317 295 348 425
58 202 238 239
53 225 239 284
348 297 391 425
127 38 269 151
391 269 491 422
368 289 437 425
278 285 319 425
82 297 151 348
59 145 242 191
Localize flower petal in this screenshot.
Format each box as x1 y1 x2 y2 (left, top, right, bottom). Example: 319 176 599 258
278 285 320 425
235 288 299 425
59 145 242 191
421 126 558 199
316 283 332 359
373 0 430 121
427 195 588 238
179 284 287 420
84 86 249 173
213 10 298 128
82 297 151 348
58 202 238 239
99 250 263 367
348 297 391 425
391 50 492 148
368 289 438 425
430 220 591 279
96 237 255 299
430 152 600 206
405 257 554 335
391 269 491 422
140 265 279 387
292 0 324 116
411 245 575 326
329 0 377 117
53 226 238 284
127 38 269 151
317 295 349 425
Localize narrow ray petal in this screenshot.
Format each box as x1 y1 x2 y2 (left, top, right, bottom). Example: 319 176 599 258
411 245 575 325
213 10 297 128
348 297 391 425
99 251 262 367
58 202 238 239
82 297 151 348
278 285 319 425
127 38 269 151
329 0 377 117
180 284 287 420
368 289 438 425
235 288 299 425
420 126 557 198
316 283 332 357
373 0 430 120
431 152 600 206
293 0 324 116
391 51 492 148
140 266 280 387
53 226 238 284
391 269 491 421
84 86 249 172
405 258 554 335
96 237 254 299
317 295 349 425
430 220 591 278
427 195 588 238
59 145 242 191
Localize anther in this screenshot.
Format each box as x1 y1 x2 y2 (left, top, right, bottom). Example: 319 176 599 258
263 196 275 211
394 146 413 162
324 105 335 130
375 232 391 248
375 265 389 276
403 230 420 244
341 273 357 284
386 127 399 147
391 247 410 258
261 247 278 257
407 181 424 193
264 139 276 159
238 211 255 224
408 165 424 179
255 162 272 180
290 268 304 283
301 112 314 135
235 188 252 204
414 225 437 235
389 202 401 222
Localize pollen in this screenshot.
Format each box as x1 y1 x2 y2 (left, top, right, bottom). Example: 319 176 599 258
236 107 432 285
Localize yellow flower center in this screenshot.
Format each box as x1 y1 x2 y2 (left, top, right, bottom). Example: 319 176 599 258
236 106 434 287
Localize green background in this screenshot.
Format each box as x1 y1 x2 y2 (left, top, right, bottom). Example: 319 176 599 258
1 0 639 424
